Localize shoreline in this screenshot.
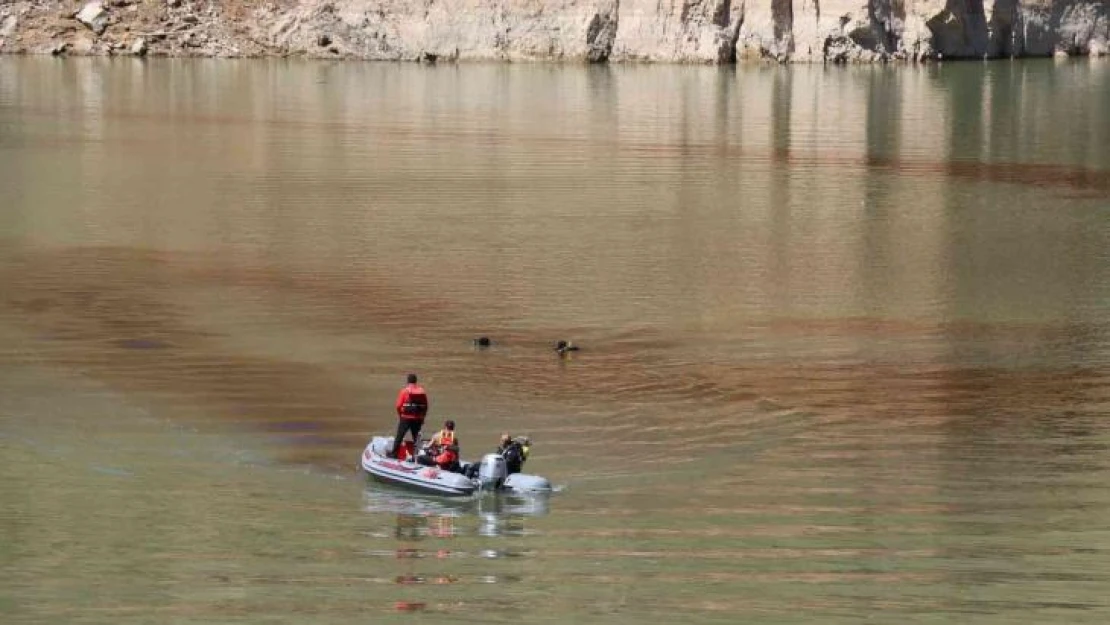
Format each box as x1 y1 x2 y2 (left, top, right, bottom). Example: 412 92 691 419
4 47 1110 63
1 1 1106 65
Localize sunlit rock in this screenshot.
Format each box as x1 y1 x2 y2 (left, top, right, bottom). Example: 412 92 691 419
76 2 109 36
0 14 18 40
72 35 96 54
1056 1 1110 56
611 0 741 62
1 0 1108 62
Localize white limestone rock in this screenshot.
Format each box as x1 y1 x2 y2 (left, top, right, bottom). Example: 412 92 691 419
610 0 742 63
2 0 1109 63
76 2 109 36
0 14 18 40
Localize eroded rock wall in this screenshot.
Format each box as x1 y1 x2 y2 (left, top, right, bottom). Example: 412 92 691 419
0 0 1106 62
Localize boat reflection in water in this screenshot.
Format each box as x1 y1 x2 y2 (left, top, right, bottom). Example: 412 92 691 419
362 483 551 522
362 483 549 546
362 484 548 611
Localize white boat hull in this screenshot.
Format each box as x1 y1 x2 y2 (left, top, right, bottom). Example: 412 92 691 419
361 436 476 496
359 436 553 497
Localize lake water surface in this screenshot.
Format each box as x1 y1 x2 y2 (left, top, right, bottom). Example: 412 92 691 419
1 57 1109 624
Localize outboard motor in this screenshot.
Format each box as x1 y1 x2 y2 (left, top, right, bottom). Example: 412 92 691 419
477 453 507 489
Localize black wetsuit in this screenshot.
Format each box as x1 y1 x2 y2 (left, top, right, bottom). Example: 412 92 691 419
500 442 526 474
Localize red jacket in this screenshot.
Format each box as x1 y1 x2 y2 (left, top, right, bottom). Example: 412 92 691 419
396 384 428 421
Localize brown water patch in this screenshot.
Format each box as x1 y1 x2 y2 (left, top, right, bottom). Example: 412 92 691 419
627 141 1110 195
2 245 1107 471
866 154 1110 195
0 248 375 469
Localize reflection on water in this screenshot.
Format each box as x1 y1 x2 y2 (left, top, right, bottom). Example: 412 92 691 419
362 486 549 614
362 485 551 523
1 57 1109 623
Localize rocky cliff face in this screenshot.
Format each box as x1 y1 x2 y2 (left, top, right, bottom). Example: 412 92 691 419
0 0 1106 62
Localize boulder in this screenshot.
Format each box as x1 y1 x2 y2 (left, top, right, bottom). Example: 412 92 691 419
130 36 147 55
72 35 96 54
76 2 109 36
0 14 17 40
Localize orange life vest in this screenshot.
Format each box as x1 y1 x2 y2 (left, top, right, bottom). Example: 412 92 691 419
434 429 457 467
398 384 428 420
436 429 456 447
435 448 458 467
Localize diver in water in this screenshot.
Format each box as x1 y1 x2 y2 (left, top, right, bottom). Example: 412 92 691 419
497 432 530 474
462 433 531 479
554 340 580 357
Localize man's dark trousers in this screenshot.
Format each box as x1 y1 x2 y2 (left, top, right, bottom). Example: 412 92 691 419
392 418 424 458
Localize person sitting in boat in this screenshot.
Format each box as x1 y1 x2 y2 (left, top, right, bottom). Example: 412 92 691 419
461 432 530 479
419 419 460 472
497 432 530 474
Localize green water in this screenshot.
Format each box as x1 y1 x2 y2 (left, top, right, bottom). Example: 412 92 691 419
1 57 1109 623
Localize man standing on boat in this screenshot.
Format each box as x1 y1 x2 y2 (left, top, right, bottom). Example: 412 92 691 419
391 373 429 459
